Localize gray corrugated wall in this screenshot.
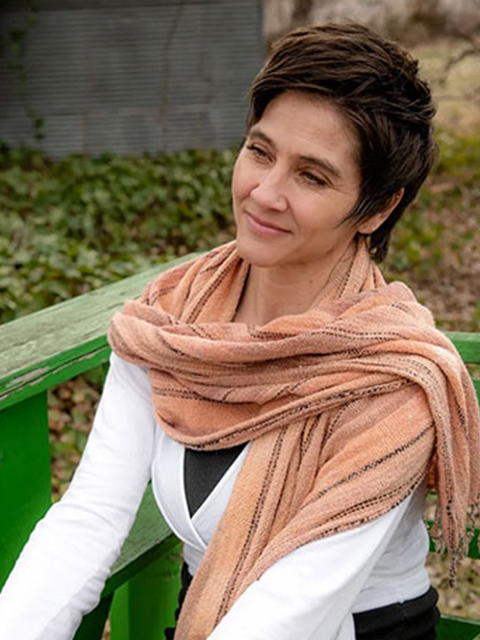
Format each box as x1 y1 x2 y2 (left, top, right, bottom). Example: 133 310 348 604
0 0 264 157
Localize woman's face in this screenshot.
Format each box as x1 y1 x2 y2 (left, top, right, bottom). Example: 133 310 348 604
232 91 364 276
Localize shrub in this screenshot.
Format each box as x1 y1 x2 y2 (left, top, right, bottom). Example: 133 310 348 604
1 132 479 328
0 145 237 323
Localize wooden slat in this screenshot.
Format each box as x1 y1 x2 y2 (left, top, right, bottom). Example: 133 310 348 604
446 332 480 364
437 615 480 640
0 393 52 588
0 254 196 410
473 379 480 402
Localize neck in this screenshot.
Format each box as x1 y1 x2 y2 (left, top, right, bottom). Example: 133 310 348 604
235 261 337 326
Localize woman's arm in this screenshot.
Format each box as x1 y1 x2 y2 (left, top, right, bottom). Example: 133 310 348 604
0 353 156 640
207 494 414 640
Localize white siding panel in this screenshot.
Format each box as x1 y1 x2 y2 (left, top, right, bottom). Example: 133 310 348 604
0 0 264 157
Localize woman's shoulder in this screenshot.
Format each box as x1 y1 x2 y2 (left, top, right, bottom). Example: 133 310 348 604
107 352 151 403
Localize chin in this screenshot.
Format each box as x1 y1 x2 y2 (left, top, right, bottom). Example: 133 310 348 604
235 234 285 268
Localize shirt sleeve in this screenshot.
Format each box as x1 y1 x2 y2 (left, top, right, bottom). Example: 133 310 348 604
207 494 414 640
0 353 156 640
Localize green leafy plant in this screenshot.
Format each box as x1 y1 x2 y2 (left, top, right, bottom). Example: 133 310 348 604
1 134 479 332
0 145 237 323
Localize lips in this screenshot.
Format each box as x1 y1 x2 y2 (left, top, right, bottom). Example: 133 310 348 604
246 211 290 235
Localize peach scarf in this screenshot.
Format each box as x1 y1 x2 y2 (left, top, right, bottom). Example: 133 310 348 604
108 240 480 640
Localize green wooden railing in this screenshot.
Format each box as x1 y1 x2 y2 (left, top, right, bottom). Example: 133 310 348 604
0 256 479 639
0 256 194 639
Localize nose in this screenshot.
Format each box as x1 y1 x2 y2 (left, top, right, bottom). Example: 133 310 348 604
250 167 288 212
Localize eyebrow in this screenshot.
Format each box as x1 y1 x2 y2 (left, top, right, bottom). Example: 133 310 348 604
248 128 342 181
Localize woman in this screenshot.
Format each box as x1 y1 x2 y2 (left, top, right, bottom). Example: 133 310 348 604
0 22 479 640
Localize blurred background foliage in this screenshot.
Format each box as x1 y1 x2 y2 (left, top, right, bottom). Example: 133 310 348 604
1 131 479 330
0 145 236 323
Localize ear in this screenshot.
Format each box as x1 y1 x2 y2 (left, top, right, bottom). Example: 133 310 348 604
357 188 405 235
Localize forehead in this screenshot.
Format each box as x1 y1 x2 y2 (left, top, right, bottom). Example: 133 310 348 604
250 91 360 176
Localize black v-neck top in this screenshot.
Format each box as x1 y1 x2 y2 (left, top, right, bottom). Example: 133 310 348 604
184 444 246 517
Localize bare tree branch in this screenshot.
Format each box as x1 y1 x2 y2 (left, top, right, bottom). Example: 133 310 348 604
443 45 480 74
437 36 480 97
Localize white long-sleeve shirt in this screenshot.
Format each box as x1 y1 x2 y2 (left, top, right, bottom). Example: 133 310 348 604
0 353 431 640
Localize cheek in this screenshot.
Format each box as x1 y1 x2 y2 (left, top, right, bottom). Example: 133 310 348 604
231 162 241 203
231 161 244 225
232 154 255 205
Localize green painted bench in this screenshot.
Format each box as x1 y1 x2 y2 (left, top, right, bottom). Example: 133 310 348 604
0 256 479 639
0 256 193 639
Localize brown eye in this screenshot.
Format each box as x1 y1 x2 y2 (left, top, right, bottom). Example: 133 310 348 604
246 144 268 159
302 171 327 187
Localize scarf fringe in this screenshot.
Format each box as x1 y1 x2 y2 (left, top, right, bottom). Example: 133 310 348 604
429 495 480 585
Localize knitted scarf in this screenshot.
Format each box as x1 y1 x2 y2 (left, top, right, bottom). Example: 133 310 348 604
108 239 480 640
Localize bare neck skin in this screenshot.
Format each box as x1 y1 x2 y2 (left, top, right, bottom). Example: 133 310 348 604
234 258 339 325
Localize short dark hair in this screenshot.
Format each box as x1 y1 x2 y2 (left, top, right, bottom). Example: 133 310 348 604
247 23 437 262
